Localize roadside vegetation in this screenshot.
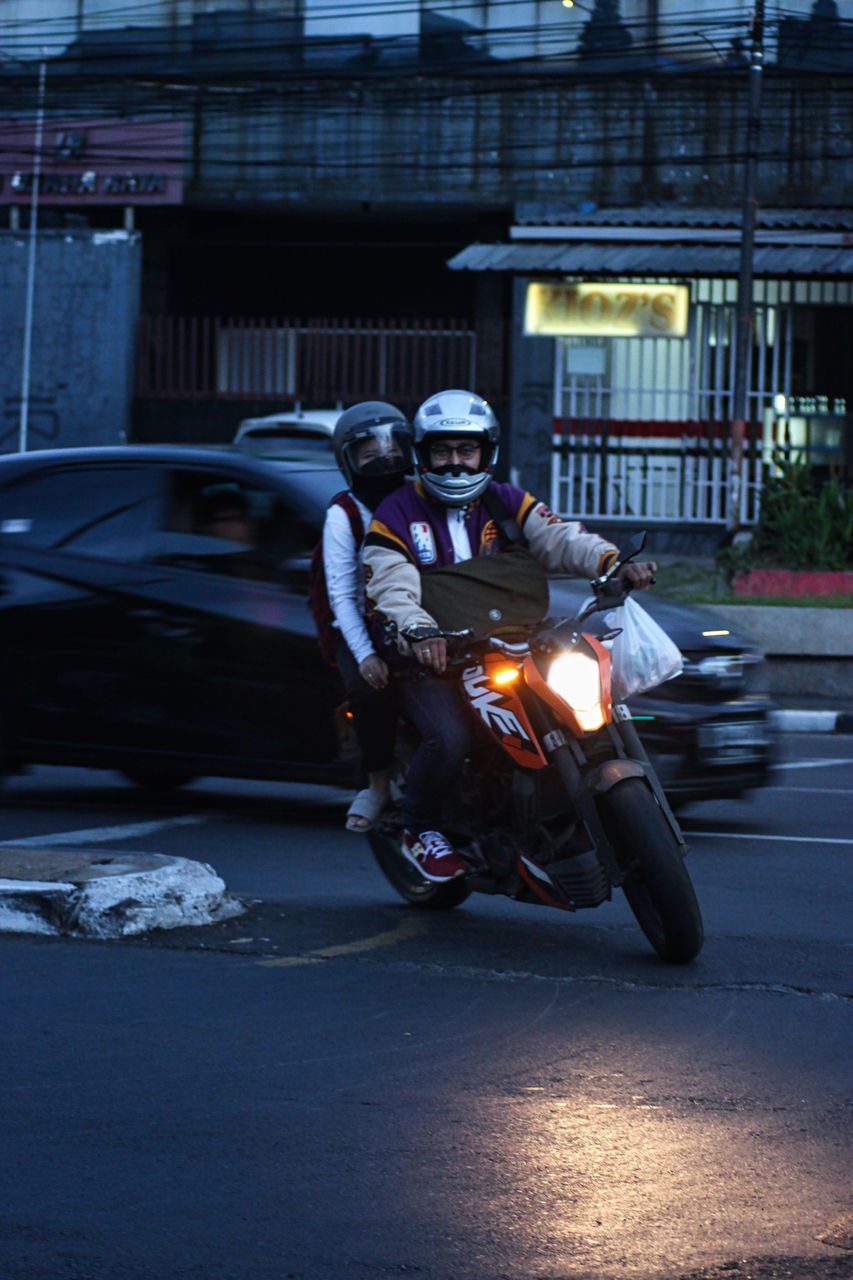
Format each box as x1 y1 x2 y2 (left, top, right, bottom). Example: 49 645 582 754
719 457 853 573
658 459 853 607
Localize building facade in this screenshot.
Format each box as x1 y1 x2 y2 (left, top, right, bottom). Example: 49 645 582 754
453 208 853 541
1 0 852 537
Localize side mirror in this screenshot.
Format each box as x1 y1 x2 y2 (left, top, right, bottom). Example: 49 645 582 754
619 531 647 564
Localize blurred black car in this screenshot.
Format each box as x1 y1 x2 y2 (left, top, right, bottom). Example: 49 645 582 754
0 446 775 802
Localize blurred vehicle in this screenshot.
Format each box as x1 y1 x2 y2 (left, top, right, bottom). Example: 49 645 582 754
232 406 339 461
0 447 775 800
548 579 777 805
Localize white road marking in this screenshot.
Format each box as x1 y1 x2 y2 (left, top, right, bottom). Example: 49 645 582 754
0 815 207 848
776 757 852 770
688 831 853 845
766 786 853 795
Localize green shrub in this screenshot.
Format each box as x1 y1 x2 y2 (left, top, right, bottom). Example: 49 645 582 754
717 458 853 576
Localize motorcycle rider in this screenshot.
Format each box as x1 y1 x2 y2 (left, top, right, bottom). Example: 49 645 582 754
324 401 414 832
362 388 657 883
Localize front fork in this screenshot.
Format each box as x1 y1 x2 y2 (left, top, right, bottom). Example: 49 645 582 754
542 703 687 886
611 704 687 852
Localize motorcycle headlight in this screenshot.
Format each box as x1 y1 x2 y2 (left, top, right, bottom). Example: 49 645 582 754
546 651 605 732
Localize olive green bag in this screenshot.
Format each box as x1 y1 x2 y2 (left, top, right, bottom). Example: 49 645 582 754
418 489 550 635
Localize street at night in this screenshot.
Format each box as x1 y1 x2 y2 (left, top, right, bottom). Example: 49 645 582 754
1 733 850 1280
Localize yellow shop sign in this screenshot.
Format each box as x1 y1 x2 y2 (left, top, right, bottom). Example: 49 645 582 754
524 282 689 338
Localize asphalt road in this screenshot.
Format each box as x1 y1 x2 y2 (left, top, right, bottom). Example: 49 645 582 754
0 736 851 1280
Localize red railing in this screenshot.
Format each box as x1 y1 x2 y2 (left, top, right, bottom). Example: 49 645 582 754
136 315 506 405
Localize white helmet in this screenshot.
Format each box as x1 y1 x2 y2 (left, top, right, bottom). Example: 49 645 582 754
412 389 500 507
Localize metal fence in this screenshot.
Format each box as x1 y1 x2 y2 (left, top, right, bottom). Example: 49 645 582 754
136 315 482 404
550 429 764 526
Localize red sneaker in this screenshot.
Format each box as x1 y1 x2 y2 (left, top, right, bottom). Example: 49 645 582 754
401 830 467 883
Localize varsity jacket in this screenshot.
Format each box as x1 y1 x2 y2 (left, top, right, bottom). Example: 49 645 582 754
362 478 618 648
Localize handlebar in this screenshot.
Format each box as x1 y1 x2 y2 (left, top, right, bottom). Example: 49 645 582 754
386 530 653 658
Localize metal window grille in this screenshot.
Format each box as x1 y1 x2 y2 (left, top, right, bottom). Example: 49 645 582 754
548 278 826 525
137 316 478 403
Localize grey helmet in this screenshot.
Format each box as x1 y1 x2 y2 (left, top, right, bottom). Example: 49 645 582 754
332 401 413 490
413 389 500 507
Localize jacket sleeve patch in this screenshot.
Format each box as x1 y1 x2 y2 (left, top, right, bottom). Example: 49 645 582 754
533 503 566 526
410 521 437 565
479 520 500 555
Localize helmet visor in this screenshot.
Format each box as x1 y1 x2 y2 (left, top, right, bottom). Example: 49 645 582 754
346 424 412 477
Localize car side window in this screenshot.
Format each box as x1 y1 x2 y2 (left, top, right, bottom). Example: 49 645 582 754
0 466 158 561
150 469 318 583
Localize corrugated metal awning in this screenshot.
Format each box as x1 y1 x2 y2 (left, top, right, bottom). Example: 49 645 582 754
447 240 853 276
511 205 853 231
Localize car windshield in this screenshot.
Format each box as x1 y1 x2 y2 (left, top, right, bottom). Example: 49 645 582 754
268 466 346 530
234 425 335 463
241 424 331 440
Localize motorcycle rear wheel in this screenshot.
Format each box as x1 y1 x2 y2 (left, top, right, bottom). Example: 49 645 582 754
366 825 472 910
598 777 704 964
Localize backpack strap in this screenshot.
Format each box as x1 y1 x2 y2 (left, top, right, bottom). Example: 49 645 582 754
329 490 365 547
481 484 526 549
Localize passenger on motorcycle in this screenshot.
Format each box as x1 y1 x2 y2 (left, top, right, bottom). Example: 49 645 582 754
324 401 414 832
362 389 657 883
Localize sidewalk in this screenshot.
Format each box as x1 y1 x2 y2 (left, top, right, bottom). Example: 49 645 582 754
769 699 853 734
0 703 849 940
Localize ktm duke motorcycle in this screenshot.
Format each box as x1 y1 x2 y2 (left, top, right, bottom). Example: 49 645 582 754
367 535 704 964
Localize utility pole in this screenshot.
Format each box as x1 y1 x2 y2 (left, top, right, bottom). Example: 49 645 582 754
19 56 47 454
728 0 765 530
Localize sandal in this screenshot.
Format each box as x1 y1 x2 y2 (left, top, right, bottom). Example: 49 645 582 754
345 788 388 833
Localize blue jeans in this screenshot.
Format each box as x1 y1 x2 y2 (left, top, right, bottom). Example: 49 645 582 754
400 673 472 836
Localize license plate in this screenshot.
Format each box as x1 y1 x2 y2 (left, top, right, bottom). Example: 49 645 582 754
697 719 769 763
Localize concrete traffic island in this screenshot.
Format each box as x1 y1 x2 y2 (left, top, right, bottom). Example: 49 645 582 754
0 847 244 938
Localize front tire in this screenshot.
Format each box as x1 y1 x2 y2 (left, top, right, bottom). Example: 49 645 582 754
366 823 471 910
598 777 704 963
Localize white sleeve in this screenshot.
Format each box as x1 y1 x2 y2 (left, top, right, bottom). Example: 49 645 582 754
322 503 376 667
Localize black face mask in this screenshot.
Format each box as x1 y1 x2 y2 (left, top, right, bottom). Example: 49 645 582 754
351 470 405 510
429 463 481 479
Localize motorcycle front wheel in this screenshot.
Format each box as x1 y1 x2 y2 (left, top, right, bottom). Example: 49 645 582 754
598 777 704 964
366 824 472 910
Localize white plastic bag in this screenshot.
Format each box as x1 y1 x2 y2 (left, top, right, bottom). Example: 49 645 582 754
604 595 683 701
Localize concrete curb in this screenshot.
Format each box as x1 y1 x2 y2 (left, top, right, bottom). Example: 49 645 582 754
0 848 245 938
769 710 853 734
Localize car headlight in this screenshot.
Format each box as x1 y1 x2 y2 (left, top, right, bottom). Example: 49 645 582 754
546 651 606 732
682 654 747 687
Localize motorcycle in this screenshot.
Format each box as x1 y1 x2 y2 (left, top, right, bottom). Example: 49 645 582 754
366 533 704 964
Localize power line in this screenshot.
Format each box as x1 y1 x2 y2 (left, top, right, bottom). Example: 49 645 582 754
4 1 848 65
